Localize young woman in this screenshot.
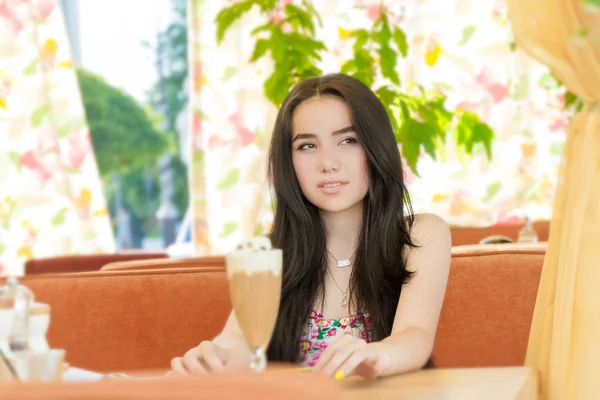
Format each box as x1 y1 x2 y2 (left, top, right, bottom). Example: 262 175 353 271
170 73 451 380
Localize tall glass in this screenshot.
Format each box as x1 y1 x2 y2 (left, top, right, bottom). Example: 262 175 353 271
225 242 282 372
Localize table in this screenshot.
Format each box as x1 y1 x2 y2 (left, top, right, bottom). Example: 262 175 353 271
1 365 538 399
341 366 538 400
71 365 539 399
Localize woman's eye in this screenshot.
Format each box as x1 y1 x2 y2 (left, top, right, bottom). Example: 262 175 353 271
340 137 358 145
297 143 316 151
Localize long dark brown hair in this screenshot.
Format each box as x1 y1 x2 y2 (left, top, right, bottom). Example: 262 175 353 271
266 73 416 363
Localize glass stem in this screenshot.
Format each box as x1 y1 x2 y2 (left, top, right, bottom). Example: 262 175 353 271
249 347 266 372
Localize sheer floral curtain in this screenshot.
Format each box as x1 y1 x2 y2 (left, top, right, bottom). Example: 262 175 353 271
189 0 278 255
0 0 114 276
396 0 567 226
189 0 567 255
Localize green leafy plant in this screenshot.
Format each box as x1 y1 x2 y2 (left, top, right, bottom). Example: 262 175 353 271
340 12 493 172
215 1 494 174
513 38 585 114
564 89 585 113
537 71 585 113
76 68 168 176
216 0 325 106
77 67 167 237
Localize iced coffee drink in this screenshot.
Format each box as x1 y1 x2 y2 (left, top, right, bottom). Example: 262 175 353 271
225 237 282 372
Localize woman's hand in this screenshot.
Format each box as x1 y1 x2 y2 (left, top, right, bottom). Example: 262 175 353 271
169 341 230 375
312 335 386 380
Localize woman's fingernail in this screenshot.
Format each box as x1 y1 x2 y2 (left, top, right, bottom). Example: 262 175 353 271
375 362 384 372
334 370 345 380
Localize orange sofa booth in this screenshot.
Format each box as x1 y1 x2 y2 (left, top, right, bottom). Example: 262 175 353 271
24 252 168 275
449 220 550 246
19 220 550 275
11 243 545 374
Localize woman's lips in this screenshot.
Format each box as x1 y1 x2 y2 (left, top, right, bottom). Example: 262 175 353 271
317 180 349 194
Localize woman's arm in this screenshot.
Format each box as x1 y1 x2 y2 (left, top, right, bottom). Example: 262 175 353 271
170 310 251 373
370 213 452 376
212 311 252 367
312 213 451 379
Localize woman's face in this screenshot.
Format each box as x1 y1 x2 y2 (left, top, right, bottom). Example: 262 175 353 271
291 95 369 214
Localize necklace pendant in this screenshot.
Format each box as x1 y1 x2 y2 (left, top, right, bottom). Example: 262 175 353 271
337 259 351 268
341 293 348 307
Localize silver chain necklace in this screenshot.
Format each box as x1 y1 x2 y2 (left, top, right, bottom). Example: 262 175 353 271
327 249 356 268
328 270 349 307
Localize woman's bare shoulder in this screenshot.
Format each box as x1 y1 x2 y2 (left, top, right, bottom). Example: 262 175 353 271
410 213 451 246
403 214 451 270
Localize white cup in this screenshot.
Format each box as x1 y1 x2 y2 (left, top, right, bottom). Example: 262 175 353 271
10 349 65 382
28 303 50 352
0 309 13 355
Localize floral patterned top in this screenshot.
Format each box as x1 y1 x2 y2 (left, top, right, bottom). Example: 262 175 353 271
298 309 374 367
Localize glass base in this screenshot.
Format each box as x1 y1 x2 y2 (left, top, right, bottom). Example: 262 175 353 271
249 347 266 372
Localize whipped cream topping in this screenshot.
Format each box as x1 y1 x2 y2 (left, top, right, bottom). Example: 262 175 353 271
226 236 282 277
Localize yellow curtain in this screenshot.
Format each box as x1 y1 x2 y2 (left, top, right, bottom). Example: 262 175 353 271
507 1 600 399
